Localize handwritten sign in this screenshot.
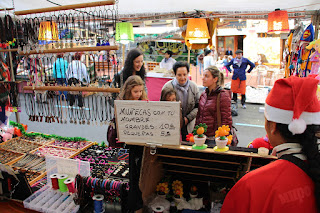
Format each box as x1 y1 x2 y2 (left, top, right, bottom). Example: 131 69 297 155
114 100 180 145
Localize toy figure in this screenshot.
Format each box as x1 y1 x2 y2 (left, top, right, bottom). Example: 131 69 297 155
306 38 320 75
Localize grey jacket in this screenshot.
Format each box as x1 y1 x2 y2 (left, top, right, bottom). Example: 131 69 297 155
162 79 200 122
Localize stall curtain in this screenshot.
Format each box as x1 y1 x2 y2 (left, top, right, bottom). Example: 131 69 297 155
178 18 219 50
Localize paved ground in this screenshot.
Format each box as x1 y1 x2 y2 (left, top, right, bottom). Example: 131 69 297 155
10 94 266 148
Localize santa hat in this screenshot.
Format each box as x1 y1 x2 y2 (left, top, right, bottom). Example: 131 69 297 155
264 76 320 135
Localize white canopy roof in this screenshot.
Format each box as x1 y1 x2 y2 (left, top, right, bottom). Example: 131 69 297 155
0 0 319 15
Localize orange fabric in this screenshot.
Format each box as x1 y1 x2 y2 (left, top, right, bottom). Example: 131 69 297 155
231 79 246 94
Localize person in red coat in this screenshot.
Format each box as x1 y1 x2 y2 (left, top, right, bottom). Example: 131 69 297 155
221 76 320 213
195 66 232 138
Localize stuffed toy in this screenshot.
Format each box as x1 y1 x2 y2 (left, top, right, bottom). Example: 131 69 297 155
0 127 14 142
247 135 273 150
306 38 320 75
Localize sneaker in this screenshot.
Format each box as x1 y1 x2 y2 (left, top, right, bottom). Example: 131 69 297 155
242 104 247 109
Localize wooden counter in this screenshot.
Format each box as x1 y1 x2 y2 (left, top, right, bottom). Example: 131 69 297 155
126 142 276 210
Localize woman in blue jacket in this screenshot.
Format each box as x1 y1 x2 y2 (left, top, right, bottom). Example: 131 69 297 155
225 49 255 109
53 53 68 98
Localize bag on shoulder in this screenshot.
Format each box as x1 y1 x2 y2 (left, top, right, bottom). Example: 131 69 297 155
107 118 117 147
217 92 238 146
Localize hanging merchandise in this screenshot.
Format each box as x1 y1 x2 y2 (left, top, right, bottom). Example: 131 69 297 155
284 30 293 78
295 23 314 77
179 18 219 50
185 18 210 44
38 21 59 42
267 9 290 34
116 22 134 44
306 38 320 75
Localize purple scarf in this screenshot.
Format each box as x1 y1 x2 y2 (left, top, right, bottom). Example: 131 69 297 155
234 57 243 67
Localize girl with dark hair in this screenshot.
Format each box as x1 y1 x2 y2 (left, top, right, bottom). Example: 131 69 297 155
195 66 232 138
112 48 146 89
221 76 320 213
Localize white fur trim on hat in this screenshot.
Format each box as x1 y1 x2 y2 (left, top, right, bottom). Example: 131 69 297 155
288 118 307 135
264 103 320 125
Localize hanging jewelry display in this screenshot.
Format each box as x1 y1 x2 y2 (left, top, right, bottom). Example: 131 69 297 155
14 1 121 125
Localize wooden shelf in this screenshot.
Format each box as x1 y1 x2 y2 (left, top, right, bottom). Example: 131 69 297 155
166 169 235 180
18 45 119 55
162 162 237 173
125 142 277 159
157 154 241 165
15 0 115 15
132 144 276 211
23 85 120 93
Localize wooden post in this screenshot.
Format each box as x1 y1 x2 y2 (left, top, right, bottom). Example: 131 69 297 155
187 46 191 64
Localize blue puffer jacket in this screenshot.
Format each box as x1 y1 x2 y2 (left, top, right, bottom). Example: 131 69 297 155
226 58 255 80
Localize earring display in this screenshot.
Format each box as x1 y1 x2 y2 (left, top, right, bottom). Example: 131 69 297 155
12 154 46 173
49 140 92 150
0 149 24 164
21 135 54 145
74 146 129 179
33 145 77 158
0 138 42 154
109 161 129 180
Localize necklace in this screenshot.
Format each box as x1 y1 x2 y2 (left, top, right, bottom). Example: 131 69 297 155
84 96 91 125
24 93 32 121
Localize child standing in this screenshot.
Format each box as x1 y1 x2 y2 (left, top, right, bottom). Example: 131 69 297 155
118 75 148 100
160 88 183 133
160 88 177 101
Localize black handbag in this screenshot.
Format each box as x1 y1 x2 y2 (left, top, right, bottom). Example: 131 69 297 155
107 118 117 147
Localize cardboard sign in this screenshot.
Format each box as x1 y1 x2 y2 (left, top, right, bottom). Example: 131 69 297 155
114 100 180 145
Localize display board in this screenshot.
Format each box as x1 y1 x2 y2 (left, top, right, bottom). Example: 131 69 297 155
114 100 180 145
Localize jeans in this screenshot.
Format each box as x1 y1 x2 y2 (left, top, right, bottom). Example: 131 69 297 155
56 78 67 99
67 78 83 107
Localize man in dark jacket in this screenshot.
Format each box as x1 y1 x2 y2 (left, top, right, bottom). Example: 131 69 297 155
225 47 233 56
226 49 255 109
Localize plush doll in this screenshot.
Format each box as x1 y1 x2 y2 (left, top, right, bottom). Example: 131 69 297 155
0 127 14 142
247 135 273 150
306 38 320 75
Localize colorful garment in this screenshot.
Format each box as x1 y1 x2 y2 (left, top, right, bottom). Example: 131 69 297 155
310 51 320 75
231 79 246 94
